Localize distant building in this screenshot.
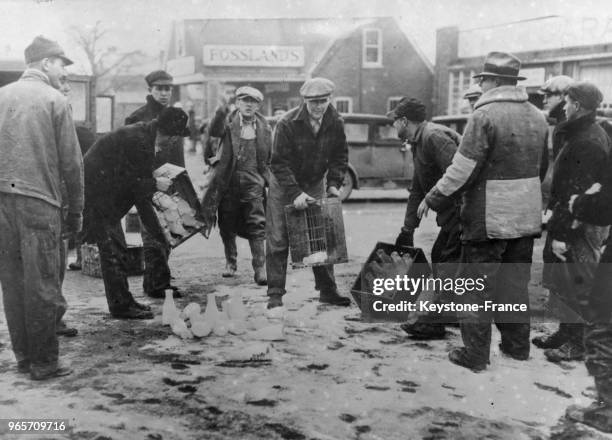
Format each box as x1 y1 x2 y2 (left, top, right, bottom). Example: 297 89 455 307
165 17 433 119
435 16 612 116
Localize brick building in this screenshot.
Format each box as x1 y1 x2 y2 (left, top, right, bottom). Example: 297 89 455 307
434 16 612 116
165 17 432 120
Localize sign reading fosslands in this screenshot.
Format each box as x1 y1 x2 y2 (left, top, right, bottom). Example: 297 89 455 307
203 45 305 67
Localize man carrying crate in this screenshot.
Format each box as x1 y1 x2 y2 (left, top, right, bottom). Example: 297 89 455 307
82 107 189 320
266 77 351 309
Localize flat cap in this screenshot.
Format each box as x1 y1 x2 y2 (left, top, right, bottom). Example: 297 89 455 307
25 35 73 66
386 97 427 122
538 75 574 95
236 86 263 102
463 84 482 100
566 81 603 111
300 77 335 99
157 107 190 136
145 70 173 87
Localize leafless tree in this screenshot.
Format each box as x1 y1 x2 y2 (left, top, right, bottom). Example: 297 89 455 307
69 21 147 95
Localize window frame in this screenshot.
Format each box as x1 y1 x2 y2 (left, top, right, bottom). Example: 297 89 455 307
387 96 403 112
362 28 383 68
333 96 353 114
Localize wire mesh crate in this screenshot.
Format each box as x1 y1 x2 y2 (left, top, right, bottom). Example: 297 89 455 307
284 198 348 269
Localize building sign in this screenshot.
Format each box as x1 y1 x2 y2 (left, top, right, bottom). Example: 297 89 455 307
459 16 612 58
203 45 305 67
167 56 195 77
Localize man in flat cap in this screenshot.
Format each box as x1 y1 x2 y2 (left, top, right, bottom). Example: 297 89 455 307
565 135 612 433
424 51 549 371
0 36 83 380
203 86 271 284
533 75 575 353
125 70 184 299
265 77 350 309
387 97 462 340
82 107 190 320
462 84 482 112
541 81 611 363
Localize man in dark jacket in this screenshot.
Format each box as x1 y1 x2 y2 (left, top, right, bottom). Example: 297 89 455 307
82 108 189 319
542 82 611 363
565 152 612 432
388 97 462 340
534 75 575 351
425 52 549 371
125 70 183 298
266 77 350 309
208 86 271 285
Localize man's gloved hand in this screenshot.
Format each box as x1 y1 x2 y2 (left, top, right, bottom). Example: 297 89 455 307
155 176 172 192
395 230 414 248
327 186 340 198
63 212 83 237
293 192 315 210
551 239 568 262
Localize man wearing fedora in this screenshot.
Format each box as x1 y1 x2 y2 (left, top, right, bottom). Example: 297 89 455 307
0 36 83 380
265 77 351 309
125 70 184 299
424 52 549 371
82 107 190 320
206 86 271 285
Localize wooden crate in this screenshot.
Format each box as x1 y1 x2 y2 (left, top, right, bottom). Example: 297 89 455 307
81 244 144 278
284 198 348 269
152 163 206 248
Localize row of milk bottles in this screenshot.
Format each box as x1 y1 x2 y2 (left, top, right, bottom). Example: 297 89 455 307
162 291 284 340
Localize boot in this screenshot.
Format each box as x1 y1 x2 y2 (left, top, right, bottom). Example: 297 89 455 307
532 327 567 349
566 402 612 433
319 290 351 307
249 239 267 286
544 340 585 362
448 347 488 372
267 293 284 309
222 236 237 278
400 321 446 340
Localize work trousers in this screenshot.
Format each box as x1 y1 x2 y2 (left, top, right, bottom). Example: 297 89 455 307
457 237 534 363
0 193 62 375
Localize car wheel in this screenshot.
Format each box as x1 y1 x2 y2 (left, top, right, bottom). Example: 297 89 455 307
339 171 354 201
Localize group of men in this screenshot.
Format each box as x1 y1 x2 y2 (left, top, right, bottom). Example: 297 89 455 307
0 35 353 382
1 34 612 434
387 51 612 432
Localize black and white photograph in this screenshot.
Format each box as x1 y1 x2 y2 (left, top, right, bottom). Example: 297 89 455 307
1 0 612 438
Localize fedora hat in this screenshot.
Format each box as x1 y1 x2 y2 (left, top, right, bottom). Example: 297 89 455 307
473 51 526 81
